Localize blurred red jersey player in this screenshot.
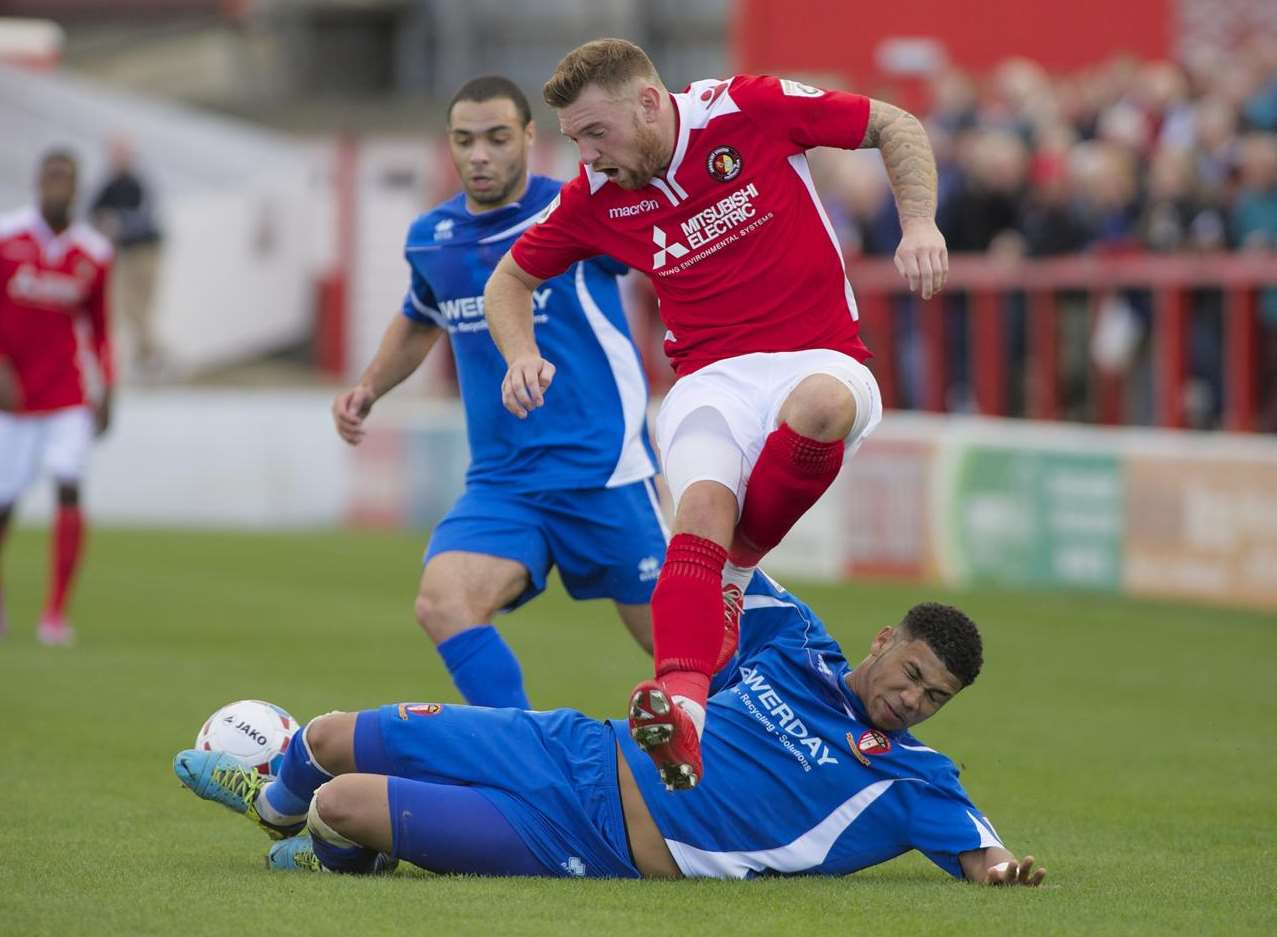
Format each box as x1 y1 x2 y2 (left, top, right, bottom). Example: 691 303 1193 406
0 148 115 645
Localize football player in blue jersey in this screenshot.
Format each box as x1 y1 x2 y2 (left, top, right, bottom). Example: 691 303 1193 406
331 77 667 709
175 575 1046 886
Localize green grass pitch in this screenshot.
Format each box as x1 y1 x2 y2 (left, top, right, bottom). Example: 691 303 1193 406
1 527 1274 937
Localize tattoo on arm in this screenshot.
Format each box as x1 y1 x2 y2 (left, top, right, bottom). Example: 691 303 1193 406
859 99 938 222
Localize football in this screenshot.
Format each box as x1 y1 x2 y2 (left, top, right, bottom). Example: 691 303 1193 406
194 699 296 776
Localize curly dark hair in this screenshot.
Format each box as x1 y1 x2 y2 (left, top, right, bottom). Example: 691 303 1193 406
898 602 983 687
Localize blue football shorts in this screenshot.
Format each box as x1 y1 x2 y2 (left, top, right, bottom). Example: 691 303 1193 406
362 702 641 878
424 477 668 609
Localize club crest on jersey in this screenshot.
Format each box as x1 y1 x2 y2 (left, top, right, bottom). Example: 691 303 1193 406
856 729 892 756
706 146 743 183
397 703 442 719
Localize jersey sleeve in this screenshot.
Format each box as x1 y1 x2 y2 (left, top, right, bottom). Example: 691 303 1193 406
903 776 1005 879
509 177 598 281
730 74 871 152
400 263 445 329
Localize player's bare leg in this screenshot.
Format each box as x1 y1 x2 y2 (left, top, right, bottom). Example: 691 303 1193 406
728 374 857 569
309 774 394 853
301 710 359 773
415 551 531 708
614 601 654 655
0 504 12 638
630 480 736 790
38 482 84 646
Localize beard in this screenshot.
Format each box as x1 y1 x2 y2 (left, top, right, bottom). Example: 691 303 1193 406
466 167 524 207
613 118 669 190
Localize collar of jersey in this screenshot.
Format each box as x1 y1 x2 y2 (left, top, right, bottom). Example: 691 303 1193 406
648 90 689 199
415 182 548 249
837 665 877 727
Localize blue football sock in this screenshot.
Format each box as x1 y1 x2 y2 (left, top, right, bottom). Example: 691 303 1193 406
260 722 332 821
386 777 549 875
437 625 531 708
310 833 380 874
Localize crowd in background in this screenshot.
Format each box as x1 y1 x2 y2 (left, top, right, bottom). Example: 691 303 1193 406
811 37 1277 430
830 37 1277 259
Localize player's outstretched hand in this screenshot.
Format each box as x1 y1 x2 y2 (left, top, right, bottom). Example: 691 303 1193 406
502 355 556 419
987 855 1047 887
894 218 949 301
333 384 376 445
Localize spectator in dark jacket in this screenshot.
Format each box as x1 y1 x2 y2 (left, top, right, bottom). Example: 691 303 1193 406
91 136 165 377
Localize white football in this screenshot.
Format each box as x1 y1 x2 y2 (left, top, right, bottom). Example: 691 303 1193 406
195 699 296 777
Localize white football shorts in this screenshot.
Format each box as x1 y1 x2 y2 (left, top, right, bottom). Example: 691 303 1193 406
0 406 95 504
656 348 882 512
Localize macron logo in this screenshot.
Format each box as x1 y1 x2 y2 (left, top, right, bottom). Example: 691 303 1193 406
609 199 659 219
651 225 689 269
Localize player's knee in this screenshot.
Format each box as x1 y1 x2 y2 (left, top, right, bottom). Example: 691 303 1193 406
311 777 359 836
414 584 480 644
302 711 350 774
55 483 80 507
780 376 858 442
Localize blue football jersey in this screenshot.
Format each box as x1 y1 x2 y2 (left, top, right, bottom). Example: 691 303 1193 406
401 175 656 492
614 574 1004 879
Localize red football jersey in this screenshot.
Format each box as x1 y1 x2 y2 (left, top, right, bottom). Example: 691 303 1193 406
0 208 114 413
511 74 873 377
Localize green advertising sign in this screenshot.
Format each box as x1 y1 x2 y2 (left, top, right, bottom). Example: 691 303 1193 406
946 445 1124 590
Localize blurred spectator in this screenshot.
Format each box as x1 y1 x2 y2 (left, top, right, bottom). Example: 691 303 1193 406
1231 132 1277 431
91 136 165 379
1192 96 1240 206
1231 133 1277 248
1019 150 1092 255
941 130 1029 253
1139 146 1228 251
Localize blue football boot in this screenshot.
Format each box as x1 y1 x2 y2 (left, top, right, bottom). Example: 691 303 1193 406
173 749 302 840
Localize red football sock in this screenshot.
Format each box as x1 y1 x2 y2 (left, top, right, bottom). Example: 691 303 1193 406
652 533 727 707
46 505 84 618
731 422 844 567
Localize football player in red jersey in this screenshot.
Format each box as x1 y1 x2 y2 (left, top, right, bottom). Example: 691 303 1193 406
0 150 115 645
483 40 947 790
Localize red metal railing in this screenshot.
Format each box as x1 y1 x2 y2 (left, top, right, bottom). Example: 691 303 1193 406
854 254 1275 431
632 253 1275 432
